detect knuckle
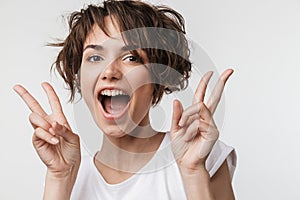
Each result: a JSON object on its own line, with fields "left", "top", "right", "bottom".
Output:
{"left": 28, "top": 113, "right": 37, "bottom": 123}
{"left": 61, "top": 125, "right": 68, "bottom": 132}
{"left": 29, "top": 112, "right": 35, "bottom": 120}
{"left": 199, "top": 101, "right": 205, "bottom": 109}
{"left": 31, "top": 135, "right": 37, "bottom": 145}
{"left": 74, "top": 134, "right": 80, "bottom": 142}
{"left": 34, "top": 127, "right": 42, "bottom": 135}
{"left": 33, "top": 130, "right": 42, "bottom": 141}
{"left": 197, "top": 102, "right": 203, "bottom": 112}
{"left": 44, "top": 116, "right": 52, "bottom": 123}
{"left": 31, "top": 101, "right": 40, "bottom": 109}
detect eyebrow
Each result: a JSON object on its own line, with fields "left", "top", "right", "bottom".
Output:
{"left": 83, "top": 44, "right": 140, "bottom": 52}
{"left": 83, "top": 44, "right": 103, "bottom": 52}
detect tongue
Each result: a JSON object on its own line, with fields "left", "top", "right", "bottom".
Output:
{"left": 103, "top": 96, "right": 129, "bottom": 115}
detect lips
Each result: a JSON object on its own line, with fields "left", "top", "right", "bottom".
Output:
{"left": 97, "top": 88, "right": 131, "bottom": 120}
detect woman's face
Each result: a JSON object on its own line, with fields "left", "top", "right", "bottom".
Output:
{"left": 80, "top": 17, "right": 154, "bottom": 137}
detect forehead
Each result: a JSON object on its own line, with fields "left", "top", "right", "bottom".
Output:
{"left": 84, "top": 16, "right": 123, "bottom": 48}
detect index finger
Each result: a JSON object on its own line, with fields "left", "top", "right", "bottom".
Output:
{"left": 13, "top": 84, "right": 47, "bottom": 117}
{"left": 207, "top": 69, "right": 234, "bottom": 115}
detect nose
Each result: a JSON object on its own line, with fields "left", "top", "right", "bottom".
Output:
{"left": 100, "top": 59, "right": 122, "bottom": 81}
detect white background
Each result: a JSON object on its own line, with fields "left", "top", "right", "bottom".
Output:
{"left": 1, "top": 0, "right": 300, "bottom": 199}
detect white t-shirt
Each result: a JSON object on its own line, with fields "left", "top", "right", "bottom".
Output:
{"left": 71, "top": 133, "right": 236, "bottom": 200}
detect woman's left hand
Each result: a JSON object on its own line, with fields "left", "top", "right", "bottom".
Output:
{"left": 170, "top": 69, "right": 234, "bottom": 171}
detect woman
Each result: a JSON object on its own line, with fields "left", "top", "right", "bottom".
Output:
{"left": 14, "top": 1, "right": 236, "bottom": 199}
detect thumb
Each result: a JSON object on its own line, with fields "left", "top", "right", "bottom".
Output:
{"left": 170, "top": 99, "right": 183, "bottom": 138}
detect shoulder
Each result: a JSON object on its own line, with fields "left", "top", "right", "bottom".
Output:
{"left": 206, "top": 140, "right": 237, "bottom": 179}
{"left": 78, "top": 153, "right": 95, "bottom": 171}
{"left": 73, "top": 153, "right": 96, "bottom": 185}
{"left": 74, "top": 154, "right": 97, "bottom": 185}
{"left": 71, "top": 154, "right": 99, "bottom": 199}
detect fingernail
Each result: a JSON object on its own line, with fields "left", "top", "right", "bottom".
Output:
{"left": 178, "top": 120, "right": 183, "bottom": 127}
{"left": 51, "top": 137, "right": 59, "bottom": 144}
{"left": 13, "top": 85, "right": 21, "bottom": 93}
{"left": 206, "top": 71, "right": 213, "bottom": 77}
{"left": 49, "top": 128, "right": 55, "bottom": 135}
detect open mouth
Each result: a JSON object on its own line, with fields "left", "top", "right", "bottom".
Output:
{"left": 98, "top": 89, "right": 131, "bottom": 118}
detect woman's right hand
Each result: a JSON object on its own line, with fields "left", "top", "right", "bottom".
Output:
{"left": 14, "top": 82, "right": 81, "bottom": 178}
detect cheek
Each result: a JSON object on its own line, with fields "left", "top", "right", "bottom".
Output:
{"left": 124, "top": 65, "right": 153, "bottom": 92}
{"left": 122, "top": 67, "right": 154, "bottom": 124}
{"left": 128, "top": 88, "right": 153, "bottom": 127}
{"left": 80, "top": 67, "right": 99, "bottom": 108}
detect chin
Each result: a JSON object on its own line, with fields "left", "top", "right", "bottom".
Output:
{"left": 95, "top": 112, "right": 139, "bottom": 138}
{"left": 101, "top": 128, "right": 128, "bottom": 138}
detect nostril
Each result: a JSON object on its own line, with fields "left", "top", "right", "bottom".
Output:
{"left": 99, "top": 62, "right": 122, "bottom": 81}
{"left": 101, "top": 75, "right": 121, "bottom": 81}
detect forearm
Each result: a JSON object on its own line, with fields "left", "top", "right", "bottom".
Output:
{"left": 180, "top": 165, "right": 215, "bottom": 200}
{"left": 43, "top": 169, "right": 78, "bottom": 200}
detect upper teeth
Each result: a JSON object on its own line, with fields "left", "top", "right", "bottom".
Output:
{"left": 100, "top": 89, "right": 128, "bottom": 96}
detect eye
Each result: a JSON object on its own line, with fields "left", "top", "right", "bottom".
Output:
{"left": 87, "top": 55, "right": 103, "bottom": 62}
{"left": 123, "top": 54, "right": 142, "bottom": 63}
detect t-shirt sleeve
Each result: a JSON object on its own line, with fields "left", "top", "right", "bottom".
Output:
{"left": 205, "top": 140, "right": 237, "bottom": 180}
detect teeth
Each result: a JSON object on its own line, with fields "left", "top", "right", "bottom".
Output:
{"left": 100, "top": 89, "right": 128, "bottom": 96}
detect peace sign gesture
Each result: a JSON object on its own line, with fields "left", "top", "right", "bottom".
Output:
{"left": 170, "top": 69, "right": 234, "bottom": 171}
{"left": 13, "top": 82, "right": 81, "bottom": 177}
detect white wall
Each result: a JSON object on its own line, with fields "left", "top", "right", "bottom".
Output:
{"left": 1, "top": 0, "right": 300, "bottom": 199}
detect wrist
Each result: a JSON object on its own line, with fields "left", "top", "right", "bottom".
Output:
{"left": 46, "top": 165, "right": 79, "bottom": 180}
{"left": 178, "top": 160, "right": 207, "bottom": 174}
{"left": 179, "top": 164, "right": 209, "bottom": 181}
{"left": 43, "top": 166, "right": 79, "bottom": 200}
{"left": 179, "top": 166, "right": 214, "bottom": 200}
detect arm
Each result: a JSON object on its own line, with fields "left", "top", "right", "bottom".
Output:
{"left": 44, "top": 170, "right": 78, "bottom": 200}
{"left": 170, "top": 69, "right": 235, "bottom": 200}
{"left": 14, "top": 83, "right": 81, "bottom": 199}
{"left": 180, "top": 161, "right": 234, "bottom": 200}
{"left": 180, "top": 165, "right": 215, "bottom": 200}
{"left": 211, "top": 161, "right": 235, "bottom": 200}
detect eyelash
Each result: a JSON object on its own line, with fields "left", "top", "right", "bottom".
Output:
{"left": 85, "top": 54, "right": 143, "bottom": 63}
{"left": 87, "top": 55, "right": 103, "bottom": 62}
{"left": 123, "top": 55, "right": 138, "bottom": 62}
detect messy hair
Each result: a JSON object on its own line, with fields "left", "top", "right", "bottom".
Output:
{"left": 51, "top": 0, "right": 192, "bottom": 105}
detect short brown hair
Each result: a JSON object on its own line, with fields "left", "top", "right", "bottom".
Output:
{"left": 51, "top": 0, "right": 192, "bottom": 105}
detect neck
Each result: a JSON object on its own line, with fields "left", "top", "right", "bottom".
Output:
{"left": 95, "top": 125, "right": 165, "bottom": 173}
{"left": 107, "top": 124, "right": 159, "bottom": 150}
